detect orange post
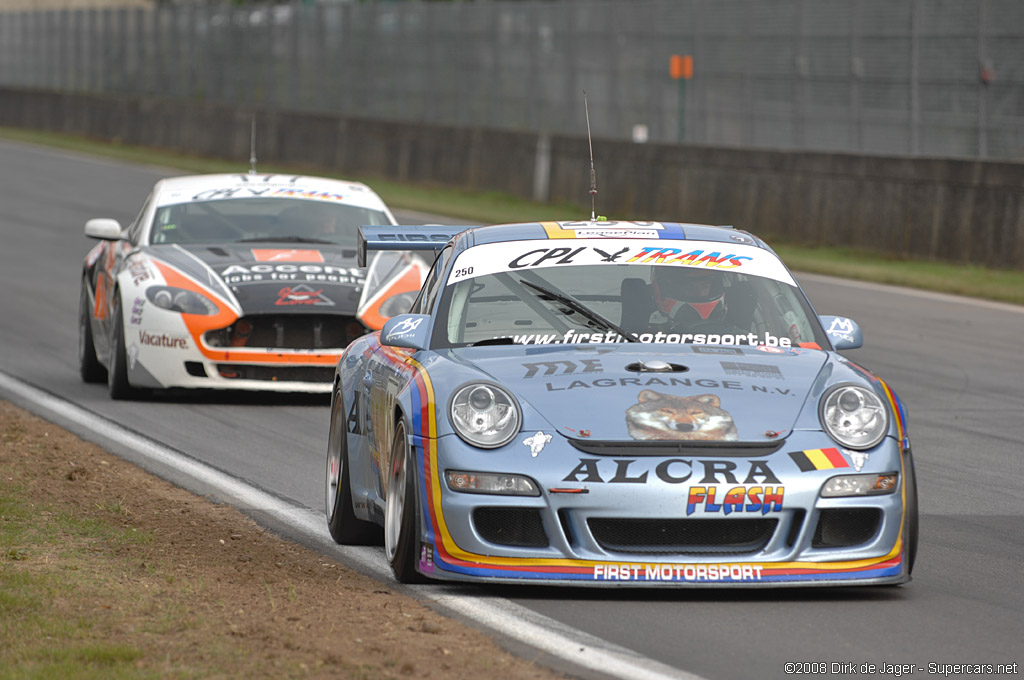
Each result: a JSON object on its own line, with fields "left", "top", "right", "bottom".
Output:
{"left": 670, "top": 55, "right": 694, "bottom": 142}
{"left": 670, "top": 54, "right": 693, "bottom": 80}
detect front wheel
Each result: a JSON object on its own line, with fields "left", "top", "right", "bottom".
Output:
{"left": 384, "top": 419, "right": 425, "bottom": 583}
{"left": 78, "top": 282, "right": 107, "bottom": 383}
{"left": 326, "top": 389, "right": 380, "bottom": 545}
{"left": 107, "top": 296, "right": 140, "bottom": 400}
{"left": 903, "top": 451, "right": 919, "bottom": 576}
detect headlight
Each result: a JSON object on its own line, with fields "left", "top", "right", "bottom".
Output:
{"left": 449, "top": 383, "right": 521, "bottom": 448}
{"left": 821, "top": 473, "right": 899, "bottom": 497}
{"left": 379, "top": 291, "right": 417, "bottom": 318}
{"left": 146, "top": 286, "right": 218, "bottom": 315}
{"left": 819, "top": 384, "right": 889, "bottom": 450}
{"left": 445, "top": 470, "right": 539, "bottom": 496}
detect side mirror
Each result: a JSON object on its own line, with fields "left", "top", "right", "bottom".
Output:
{"left": 819, "top": 315, "right": 863, "bottom": 350}
{"left": 85, "top": 218, "right": 123, "bottom": 241}
{"left": 380, "top": 314, "right": 431, "bottom": 351}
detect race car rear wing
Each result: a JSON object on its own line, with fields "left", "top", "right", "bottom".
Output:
{"left": 357, "top": 225, "right": 471, "bottom": 267}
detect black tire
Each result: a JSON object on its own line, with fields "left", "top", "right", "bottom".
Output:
{"left": 78, "top": 282, "right": 107, "bottom": 383}
{"left": 107, "top": 296, "right": 139, "bottom": 400}
{"left": 384, "top": 419, "right": 425, "bottom": 584}
{"left": 326, "top": 389, "right": 381, "bottom": 545}
{"left": 903, "top": 451, "right": 919, "bottom": 576}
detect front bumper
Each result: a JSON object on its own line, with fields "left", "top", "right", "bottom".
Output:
{"left": 124, "top": 313, "right": 354, "bottom": 393}
{"left": 126, "top": 336, "right": 341, "bottom": 393}
{"left": 410, "top": 432, "right": 910, "bottom": 587}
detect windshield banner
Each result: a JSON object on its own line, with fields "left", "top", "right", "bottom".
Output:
{"left": 446, "top": 239, "right": 796, "bottom": 287}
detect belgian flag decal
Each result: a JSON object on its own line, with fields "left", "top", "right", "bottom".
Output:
{"left": 789, "top": 447, "right": 850, "bottom": 472}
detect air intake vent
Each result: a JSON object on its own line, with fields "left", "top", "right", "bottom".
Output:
{"left": 473, "top": 508, "right": 548, "bottom": 547}
{"left": 589, "top": 517, "right": 777, "bottom": 555}
{"left": 812, "top": 508, "right": 881, "bottom": 548}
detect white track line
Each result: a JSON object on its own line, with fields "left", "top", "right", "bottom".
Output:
{"left": 0, "top": 371, "right": 700, "bottom": 680}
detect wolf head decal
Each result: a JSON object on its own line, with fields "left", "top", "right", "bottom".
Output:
{"left": 625, "top": 390, "right": 738, "bottom": 441}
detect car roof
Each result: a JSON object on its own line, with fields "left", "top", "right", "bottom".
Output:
{"left": 151, "top": 173, "right": 391, "bottom": 211}
{"left": 357, "top": 220, "right": 779, "bottom": 268}
{"left": 455, "top": 221, "right": 772, "bottom": 250}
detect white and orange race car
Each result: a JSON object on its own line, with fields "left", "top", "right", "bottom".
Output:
{"left": 78, "top": 172, "right": 422, "bottom": 398}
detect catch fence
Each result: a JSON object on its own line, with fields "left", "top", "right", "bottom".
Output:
{"left": 1, "top": 0, "right": 1021, "bottom": 160}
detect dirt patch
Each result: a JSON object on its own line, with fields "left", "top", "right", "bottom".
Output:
{"left": 0, "top": 400, "right": 570, "bottom": 679}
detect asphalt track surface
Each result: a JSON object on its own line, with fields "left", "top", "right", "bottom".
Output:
{"left": 2, "top": 139, "right": 1022, "bottom": 680}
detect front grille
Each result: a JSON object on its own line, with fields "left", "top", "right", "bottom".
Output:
{"left": 205, "top": 314, "right": 366, "bottom": 350}
{"left": 473, "top": 508, "right": 549, "bottom": 547}
{"left": 215, "top": 364, "right": 334, "bottom": 383}
{"left": 812, "top": 508, "right": 882, "bottom": 548}
{"left": 589, "top": 517, "right": 778, "bottom": 555}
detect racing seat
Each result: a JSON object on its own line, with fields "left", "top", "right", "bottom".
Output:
{"left": 722, "top": 280, "right": 757, "bottom": 332}
{"left": 619, "top": 278, "right": 654, "bottom": 330}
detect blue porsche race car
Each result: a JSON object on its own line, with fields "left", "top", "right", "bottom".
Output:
{"left": 324, "top": 220, "right": 917, "bottom": 587}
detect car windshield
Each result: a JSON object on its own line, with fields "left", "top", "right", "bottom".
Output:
{"left": 147, "top": 198, "right": 392, "bottom": 248}
{"left": 433, "top": 238, "right": 828, "bottom": 349}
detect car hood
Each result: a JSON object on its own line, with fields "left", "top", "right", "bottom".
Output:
{"left": 442, "top": 345, "right": 831, "bottom": 443}
{"left": 147, "top": 243, "right": 365, "bottom": 315}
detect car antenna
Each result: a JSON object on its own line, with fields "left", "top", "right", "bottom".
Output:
{"left": 584, "top": 90, "right": 598, "bottom": 222}
{"left": 249, "top": 115, "right": 258, "bottom": 175}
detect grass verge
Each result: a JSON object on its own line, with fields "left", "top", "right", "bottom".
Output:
{"left": 3, "top": 126, "right": 1023, "bottom": 307}
{"left": 0, "top": 401, "right": 564, "bottom": 680}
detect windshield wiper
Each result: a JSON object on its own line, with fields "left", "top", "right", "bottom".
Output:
{"left": 235, "top": 236, "right": 335, "bottom": 244}
{"left": 519, "top": 279, "right": 638, "bottom": 343}
{"left": 469, "top": 337, "right": 518, "bottom": 346}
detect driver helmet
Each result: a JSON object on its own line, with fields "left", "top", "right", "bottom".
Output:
{"left": 651, "top": 266, "right": 727, "bottom": 324}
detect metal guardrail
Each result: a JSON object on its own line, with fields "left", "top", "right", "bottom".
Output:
{"left": 1, "top": 0, "right": 1022, "bottom": 161}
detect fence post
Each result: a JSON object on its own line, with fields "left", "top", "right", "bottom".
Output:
{"left": 533, "top": 133, "right": 551, "bottom": 203}
{"left": 850, "top": 0, "right": 863, "bottom": 151}
{"left": 909, "top": 0, "right": 921, "bottom": 155}
{"left": 977, "top": 0, "right": 990, "bottom": 158}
